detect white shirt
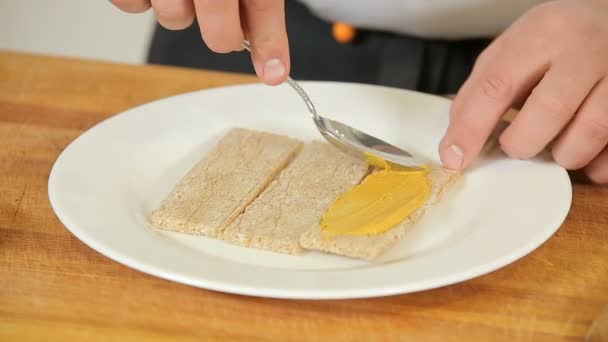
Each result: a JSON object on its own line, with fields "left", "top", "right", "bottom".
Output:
{"left": 297, "top": 0, "right": 548, "bottom": 39}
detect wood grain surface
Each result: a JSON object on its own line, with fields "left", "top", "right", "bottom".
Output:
{"left": 1, "top": 51, "right": 607, "bottom": 341}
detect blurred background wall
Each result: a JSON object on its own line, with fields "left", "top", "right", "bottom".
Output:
{"left": 0, "top": 1, "right": 155, "bottom": 64}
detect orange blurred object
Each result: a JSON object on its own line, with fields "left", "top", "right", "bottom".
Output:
{"left": 332, "top": 22, "right": 357, "bottom": 43}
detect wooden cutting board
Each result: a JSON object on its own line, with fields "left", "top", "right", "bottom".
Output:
{"left": 1, "top": 51, "right": 607, "bottom": 341}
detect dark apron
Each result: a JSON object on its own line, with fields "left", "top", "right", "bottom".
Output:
{"left": 147, "top": 0, "right": 492, "bottom": 95}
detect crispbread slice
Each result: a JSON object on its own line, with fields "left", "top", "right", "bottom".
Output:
{"left": 222, "top": 141, "right": 369, "bottom": 254}
{"left": 300, "top": 167, "right": 459, "bottom": 260}
{"left": 150, "top": 128, "right": 301, "bottom": 237}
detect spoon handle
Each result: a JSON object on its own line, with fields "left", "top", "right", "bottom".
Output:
{"left": 285, "top": 78, "right": 318, "bottom": 120}
{"left": 242, "top": 40, "right": 318, "bottom": 120}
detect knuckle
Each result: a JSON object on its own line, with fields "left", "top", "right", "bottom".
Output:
{"left": 481, "top": 74, "right": 512, "bottom": 100}
{"left": 529, "top": 2, "right": 600, "bottom": 49}
{"left": 242, "top": 0, "right": 280, "bottom": 12}
{"left": 452, "top": 117, "right": 487, "bottom": 144}
{"left": 532, "top": 95, "right": 577, "bottom": 121}
{"left": 542, "top": 9, "right": 568, "bottom": 29}
{"left": 476, "top": 49, "right": 490, "bottom": 64}
{"left": 527, "top": 2, "right": 568, "bottom": 30}
{"left": 197, "top": 0, "right": 230, "bottom": 11}
{"left": 577, "top": 114, "right": 608, "bottom": 144}
{"left": 472, "top": 47, "right": 495, "bottom": 71}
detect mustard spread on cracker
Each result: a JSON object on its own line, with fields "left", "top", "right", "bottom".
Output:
{"left": 320, "top": 154, "right": 431, "bottom": 236}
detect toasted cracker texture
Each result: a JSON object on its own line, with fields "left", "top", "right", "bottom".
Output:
{"left": 150, "top": 128, "right": 301, "bottom": 237}
{"left": 222, "top": 141, "right": 369, "bottom": 254}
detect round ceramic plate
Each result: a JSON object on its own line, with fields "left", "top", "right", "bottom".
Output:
{"left": 48, "top": 82, "right": 572, "bottom": 299}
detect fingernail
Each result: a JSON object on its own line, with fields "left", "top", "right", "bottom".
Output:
{"left": 442, "top": 144, "right": 464, "bottom": 169}
{"left": 263, "top": 58, "right": 286, "bottom": 84}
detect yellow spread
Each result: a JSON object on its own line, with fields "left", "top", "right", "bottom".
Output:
{"left": 320, "top": 153, "right": 432, "bottom": 236}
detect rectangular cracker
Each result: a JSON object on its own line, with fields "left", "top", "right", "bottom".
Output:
{"left": 222, "top": 141, "right": 369, "bottom": 254}
{"left": 150, "top": 128, "right": 302, "bottom": 237}
{"left": 299, "top": 168, "right": 459, "bottom": 260}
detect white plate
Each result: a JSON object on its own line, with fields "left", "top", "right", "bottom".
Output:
{"left": 48, "top": 82, "right": 572, "bottom": 299}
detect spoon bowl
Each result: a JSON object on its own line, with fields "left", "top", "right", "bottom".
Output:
{"left": 242, "top": 40, "right": 426, "bottom": 170}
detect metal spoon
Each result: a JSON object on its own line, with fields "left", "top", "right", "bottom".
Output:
{"left": 242, "top": 40, "right": 426, "bottom": 170}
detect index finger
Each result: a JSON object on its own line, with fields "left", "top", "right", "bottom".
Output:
{"left": 439, "top": 39, "right": 548, "bottom": 169}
